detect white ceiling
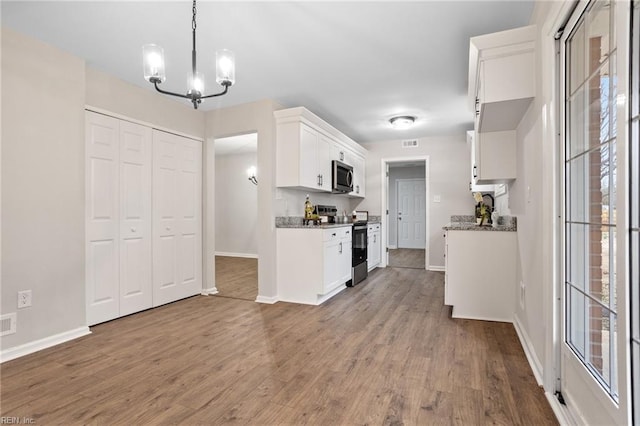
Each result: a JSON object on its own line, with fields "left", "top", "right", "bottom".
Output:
{"left": 1, "top": 1, "right": 534, "bottom": 143}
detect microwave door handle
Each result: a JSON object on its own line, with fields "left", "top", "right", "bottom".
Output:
{"left": 347, "top": 170, "right": 353, "bottom": 187}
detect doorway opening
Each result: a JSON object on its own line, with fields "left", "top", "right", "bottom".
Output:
{"left": 213, "top": 133, "right": 258, "bottom": 301}
{"left": 382, "top": 158, "right": 429, "bottom": 270}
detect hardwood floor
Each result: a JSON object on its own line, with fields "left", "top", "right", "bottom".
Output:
{"left": 0, "top": 267, "right": 557, "bottom": 425}
{"left": 388, "top": 248, "right": 426, "bottom": 269}
{"left": 215, "top": 255, "right": 258, "bottom": 301}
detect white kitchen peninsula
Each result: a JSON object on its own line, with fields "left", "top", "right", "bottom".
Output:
{"left": 444, "top": 218, "right": 517, "bottom": 322}
{"left": 276, "top": 223, "right": 353, "bottom": 305}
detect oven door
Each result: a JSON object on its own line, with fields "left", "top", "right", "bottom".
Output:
{"left": 352, "top": 224, "right": 368, "bottom": 266}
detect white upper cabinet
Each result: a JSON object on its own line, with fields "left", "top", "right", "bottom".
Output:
{"left": 473, "top": 130, "right": 517, "bottom": 184}
{"left": 275, "top": 107, "right": 367, "bottom": 196}
{"left": 467, "top": 131, "right": 499, "bottom": 189}
{"left": 343, "top": 148, "right": 366, "bottom": 198}
{"left": 468, "top": 25, "right": 536, "bottom": 132}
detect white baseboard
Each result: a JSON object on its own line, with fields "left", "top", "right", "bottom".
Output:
{"left": 215, "top": 252, "right": 258, "bottom": 259}
{"left": 255, "top": 295, "right": 278, "bottom": 304}
{"left": 1, "top": 326, "right": 91, "bottom": 363}
{"left": 513, "top": 314, "right": 544, "bottom": 386}
{"left": 201, "top": 287, "right": 219, "bottom": 295}
{"left": 429, "top": 265, "right": 445, "bottom": 272}
{"left": 388, "top": 245, "right": 397, "bottom": 250}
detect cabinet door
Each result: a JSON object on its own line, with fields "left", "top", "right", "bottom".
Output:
{"left": 299, "top": 124, "right": 320, "bottom": 189}
{"left": 86, "top": 112, "right": 120, "bottom": 325}
{"left": 153, "top": 130, "right": 202, "bottom": 306}
{"left": 119, "top": 121, "right": 153, "bottom": 316}
{"left": 340, "top": 237, "right": 352, "bottom": 283}
{"left": 317, "top": 133, "right": 333, "bottom": 192}
{"left": 476, "top": 130, "right": 516, "bottom": 183}
{"left": 351, "top": 153, "right": 365, "bottom": 197}
{"left": 322, "top": 239, "right": 342, "bottom": 294}
{"left": 467, "top": 131, "right": 495, "bottom": 191}
{"left": 370, "top": 231, "right": 381, "bottom": 267}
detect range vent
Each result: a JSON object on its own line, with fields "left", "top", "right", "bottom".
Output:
{"left": 0, "top": 313, "right": 16, "bottom": 336}
{"left": 401, "top": 140, "right": 418, "bottom": 148}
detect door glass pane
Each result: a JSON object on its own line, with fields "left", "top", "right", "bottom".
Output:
{"left": 568, "top": 286, "right": 587, "bottom": 357}
{"left": 587, "top": 1, "right": 611, "bottom": 75}
{"left": 565, "top": 0, "right": 617, "bottom": 399}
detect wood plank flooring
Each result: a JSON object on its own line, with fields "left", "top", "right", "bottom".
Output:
{"left": 215, "top": 255, "right": 258, "bottom": 301}
{"left": 0, "top": 267, "right": 557, "bottom": 425}
{"left": 388, "top": 248, "right": 426, "bottom": 269}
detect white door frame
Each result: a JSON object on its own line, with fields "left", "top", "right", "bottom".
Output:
{"left": 380, "top": 156, "right": 429, "bottom": 269}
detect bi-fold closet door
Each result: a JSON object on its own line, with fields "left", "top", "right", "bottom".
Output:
{"left": 85, "top": 111, "right": 202, "bottom": 326}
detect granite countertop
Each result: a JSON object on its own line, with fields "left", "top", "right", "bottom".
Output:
{"left": 442, "top": 215, "right": 517, "bottom": 232}
{"left": 276, "top": 216, "right": 382, "bottom": 229}
{"left": 277, "top": 222, "right": 353, "bottom": 229}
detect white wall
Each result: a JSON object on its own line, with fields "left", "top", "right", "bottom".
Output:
{"left": 204, "top": 100, "right": 282, "bottom": 302}
{"left": 274, "top": 188, "right": 363, "bottom": 218}
{"left": 2, "top": 28, "right": 87, "bottom": 349}
{"left": 388, "top": 166, "right": 426, "bottom": 248}
{"left": 215, "top": 151, "right": 258, "bottom": 257}
{"left": 360, "top": 135, "right": 473, "bottom": 268}
{"left": 1, "top": 28, "right": 205, "bottom": 355}
{"left": 85, "top": 67, "right": 205, "bottom": 138}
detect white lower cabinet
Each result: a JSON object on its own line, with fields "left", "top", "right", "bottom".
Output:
{"left": 277, "top": 226, "right": 352, "bottom": 305}
{"left": 444, "top": 229, "right": 516, "bottom": 322}
{"left": 85, "top": 111, "right": 202, "bottom": 326}
{"left": 367, "top": 223, "right": 381, "bottom": 270}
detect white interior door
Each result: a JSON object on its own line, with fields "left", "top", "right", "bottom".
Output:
{"left": 153, "top": 130, "right": 202, "bottom": 306}
{"left": 86, "top": 111, "right": 120, "bottom": 325}
{"left": 397, "top": 179, "right": 426, "bottom": 249}
{"left": 119, "top": 121, "right": 152, "bottom": 316}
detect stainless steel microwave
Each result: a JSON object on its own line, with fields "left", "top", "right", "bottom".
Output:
{"left": 332, "top": 160, "right": 353, "bottom": 193}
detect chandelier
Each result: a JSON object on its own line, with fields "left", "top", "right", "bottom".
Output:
{"left": 142, "top": 0, "right": 235, "bottom": 109}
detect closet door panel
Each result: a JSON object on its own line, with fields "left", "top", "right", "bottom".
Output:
{"left": 177, "top": 139, "right": 202, "bottom": 296}
{"left": 86, "top": 111, "right": 120, "bottom": 325}
{"left": 153, "top": 130, "right": 201, "bottom": 306}
{"left": 119, "top": 121, "right": 152, "bottom": 316}
{"left": 153, "top": 130, "right": 180, "bottom": 306}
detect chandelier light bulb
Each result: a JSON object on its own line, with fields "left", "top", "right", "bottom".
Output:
{"left": 142, "top": 44, "right": 166, "bottom": 83}
{"left": 216, "top": 49, "right": 236, "bottom": 86}
{"left": 188, "top": 72, "right": 205, "bottom": 95}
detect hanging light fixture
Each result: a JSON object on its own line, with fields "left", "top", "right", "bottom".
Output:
{"left": 142, "top": 0, "right": 235, "bottom": 109}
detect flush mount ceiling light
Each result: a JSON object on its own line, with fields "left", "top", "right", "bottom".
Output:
{"left": 142, "top": 0, "right": 235, "bottom": 109}
{"left": 389, "top": 116, "right": 416, "bottom": 129}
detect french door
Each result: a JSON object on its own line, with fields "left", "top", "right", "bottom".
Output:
{"left": 560, "top": 1, "right": 630, "bottom": 423}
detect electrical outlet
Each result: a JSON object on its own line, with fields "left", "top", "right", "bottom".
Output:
{"left": 18, "top": 290, "right": 32, "bottom": 309}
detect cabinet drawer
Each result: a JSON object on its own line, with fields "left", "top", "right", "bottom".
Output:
{"left": 323, "top": 226, "right": 352, "bottom": 242}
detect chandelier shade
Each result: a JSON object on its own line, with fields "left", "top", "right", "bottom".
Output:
{"left": 142, "top": 0, "right": 234, "bottom": 109}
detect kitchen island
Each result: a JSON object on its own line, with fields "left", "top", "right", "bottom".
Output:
{"left": 443, "top": 216, "right": 517, "bottom": 322}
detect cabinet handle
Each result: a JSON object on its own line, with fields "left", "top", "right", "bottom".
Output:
{"left": 340, "top": 151, "right": 344, "bottom": 161}
{"left": 332, "top": 233, "right": 337, "bottom": 237}
{"left": 469, "top": 181, "right": 472, "bottom": 191}
{"left": 473, "top": 165, "right": 477, "bottom": 178}
{"left": 339, "top": 242, "right": 343, "bottom": 254}
{"left": 374, "top": 235, "right": 376, "bottom": 243}
{"left": 320, "top": 174, "right": 323, "bottom": 186}
{"left": 475, "top": 97, "right": 480, "bottom": 116}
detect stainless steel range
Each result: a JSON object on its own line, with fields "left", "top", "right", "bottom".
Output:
{"left": 348, "top": 218, "right": 368, "bottom": 287}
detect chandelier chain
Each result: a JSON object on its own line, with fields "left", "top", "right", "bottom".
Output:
{"left": 192, "top": 0, "right": 196, "bottom": 31}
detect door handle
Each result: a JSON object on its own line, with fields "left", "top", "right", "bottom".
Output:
{"left": 131, "top": 227, "right": 136, "bottom": 233}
